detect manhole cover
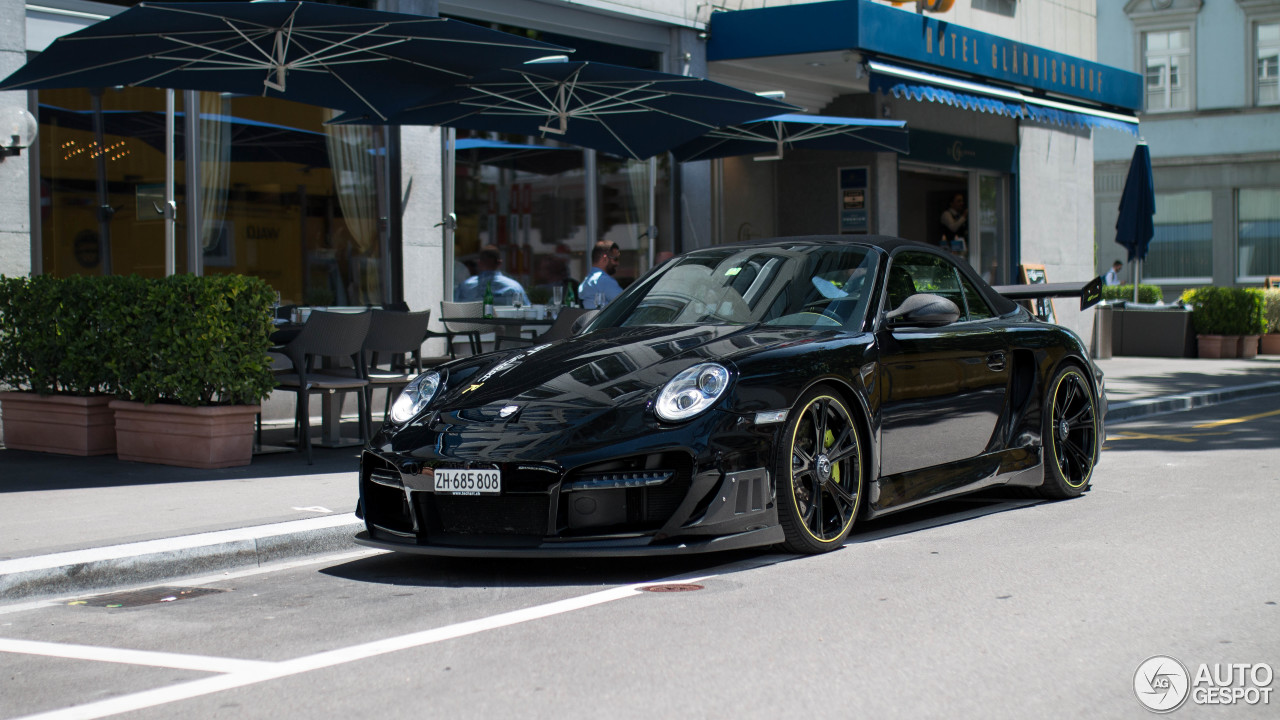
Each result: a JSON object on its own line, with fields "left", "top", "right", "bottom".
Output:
{"left": 67, "top": 586, "right": 226, "bottom": 608}
{"left": 638, "top": 583, "right": 704, "bottom": 593}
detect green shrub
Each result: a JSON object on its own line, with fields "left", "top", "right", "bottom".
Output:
{"left": 1180, "top": 286, "right": 1265, "bottom": 336}
{"left": 0, "top": 274, "right": 275, "bottom": 406}
{"left": 110, "top": 274, "right": 276, "bottom": 407}
{"left": 1100, "top": 283, "right": 1163, "bottom": 304}
{"left": 0, "top": 274, "right": 121, "bottom": 395}
{"left": 1264, "top": 289, "right": 1280, "bottom": 334}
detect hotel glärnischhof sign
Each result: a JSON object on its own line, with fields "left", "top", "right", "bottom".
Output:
{"left": 707, "top": 1, "right": 1143, "bottom": 112}
{"left": 856, "top": 1, "right": 1141, "bottom": 110}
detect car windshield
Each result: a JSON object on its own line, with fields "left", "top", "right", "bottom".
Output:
{"left": 592, "top": 244, "right": 877, "bottom": 330}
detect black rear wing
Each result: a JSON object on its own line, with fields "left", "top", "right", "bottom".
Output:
{"left": 991, "top": 276, "right": 1103, "bottom": 312}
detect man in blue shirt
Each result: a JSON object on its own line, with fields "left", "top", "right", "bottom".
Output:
{"left": 455, "top": 247, "right": 530, "bottom": 305}
{"left": 579, "top": 243, "right": 623, "bottom": 308}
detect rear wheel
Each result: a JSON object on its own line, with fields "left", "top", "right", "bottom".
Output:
{"left": 1038, "top": 364, "right": 1099, "bottom": 499}
{"left": 775, "top": 386, "right": 865, "bottom": 553}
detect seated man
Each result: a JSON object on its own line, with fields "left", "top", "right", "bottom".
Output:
{"left": 455, "top": 246, "right": 530, "bottom": 306}
{"left": 579, "top": 243, "right": 624, "bottom": 308}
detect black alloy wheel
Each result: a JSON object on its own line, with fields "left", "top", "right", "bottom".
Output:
{"left": 776, "top": 386, "right": 864, "bottom": 554}
{"left": 1038, "top": 364, "right": 1099, "bottom": 499}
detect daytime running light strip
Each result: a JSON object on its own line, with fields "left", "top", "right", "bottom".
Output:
{"left": 867, "top": 59, "right": 1138, "bottom": 126}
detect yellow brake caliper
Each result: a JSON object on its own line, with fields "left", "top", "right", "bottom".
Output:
{"left": 824, "top": 429, "right": 840, "bottom": 483}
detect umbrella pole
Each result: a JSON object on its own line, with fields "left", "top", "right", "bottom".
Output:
{"left": 1133, "top": 257, "right": 1141, "bottom": 303}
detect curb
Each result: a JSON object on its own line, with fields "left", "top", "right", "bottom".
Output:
{"left": 1106, "top": 381, "right": 1280, "bottom": 423}
{"left": 0, "top": 515, "right": 364, "bottom": 602}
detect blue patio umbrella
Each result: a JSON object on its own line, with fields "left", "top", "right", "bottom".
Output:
{"left": 455, "top": 138, "right": 583, "bottom": 175}
{"left": 329, "top": 59, "right": 797, "bottom": 160}
{"left": 671, "top": 114, "right": 910, "bottom": 162}
{"left": 0, "top": 2, "right": 570, "bottom": 121}
{"left": 1115, "top": 141, "right": 1156, "bottom": 302}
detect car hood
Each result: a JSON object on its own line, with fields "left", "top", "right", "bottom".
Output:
{"left": 432, "top": 324, "right": 812, "bottom": 412}
{"left": 376, "top": 323, "right": 838, "bottom": 460}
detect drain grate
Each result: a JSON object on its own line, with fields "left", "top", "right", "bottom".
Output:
{"left": 638, "top": 583, "right": 704, "bottom": 593}
{"left": 67, "top": 586, "right": 226, "bottom": 608}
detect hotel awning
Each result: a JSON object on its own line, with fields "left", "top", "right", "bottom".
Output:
{"left": 868, "top": 60, "right": 1140, "bottom": 137}
{"left": 707, "top": 0, "right": 1142, "bottom": 134}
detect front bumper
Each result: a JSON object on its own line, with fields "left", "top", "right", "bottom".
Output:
{"left": 356, "top": 412, "right": 785, "bottom": 557}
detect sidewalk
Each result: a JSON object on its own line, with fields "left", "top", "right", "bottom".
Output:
{"left": 2, "top": 354, "right": 1279, "bottom": 602}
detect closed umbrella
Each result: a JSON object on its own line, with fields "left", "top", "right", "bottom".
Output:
{"left": 0, "top": 2, "right": 570, "bottom": 121}
{"left": 671, "top": 114, "right": 910, "bottom": 162}
{"left": 1115, "top": 141, "right": 1156, "bottom": 303}
{"left": 329, "top": 59, "right": 797, "bottom": 160}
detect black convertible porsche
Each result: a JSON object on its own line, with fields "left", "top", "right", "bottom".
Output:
{"left": 356, "top": 236, "right": 1104, "bottom": 556}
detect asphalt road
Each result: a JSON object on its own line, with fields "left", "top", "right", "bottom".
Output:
{"left": 2, "top": 398, "right": 1277, "bottom": 720}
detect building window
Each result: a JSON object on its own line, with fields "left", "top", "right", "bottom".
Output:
{"left": 972, "top": 0, "right": 1017, "bottom": 18}
{"left": 1238, "top": 189, "right": 1280, "bottom": 280}
{"left": 1146, "top": 190, "right": 1212, "bottom": 281}
{"left": 1257, "top": 21, "right": 1280, "bottom": 106}
{"left": 1143, "top": 29, "right": 1192, "bottom": 112}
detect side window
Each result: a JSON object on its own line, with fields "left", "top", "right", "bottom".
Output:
{"left": 959, "top": 275, "right": 993, "bottom": 320}
{"left": 887, "top": 252, "right": 969, "bottom": 318}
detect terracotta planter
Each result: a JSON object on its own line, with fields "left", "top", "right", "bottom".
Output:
{"left": 0, "top": 392, "right": 116, "bottom": 455}
{"left": 1238, "top": 335, "right": 1260, "bottom": 359}
{"left": 1260, "top": 334, "right": 1280, "bottom": 355}
{"left": 109, "top": 400, "right": 260, "bottom": 469}
{"left": 1197, "top": 335, "right": 1228, "bottom": 359}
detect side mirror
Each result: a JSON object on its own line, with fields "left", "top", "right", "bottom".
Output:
{"left": 571, "top": 309, "right": 599, "bottom": 335}
{"left": 886, "top": 293, "right": 960, "bottom": 327}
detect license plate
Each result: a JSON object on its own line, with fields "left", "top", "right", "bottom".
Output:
{"left": 433, "top": 468, "right": 501, "bottom": 496}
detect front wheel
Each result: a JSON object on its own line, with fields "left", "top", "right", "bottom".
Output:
{"left": 775, "top": 386, "right": 865, "bottom": 554}
{"left": 1038, "top": 364, "right": 1100, "bottom": 499}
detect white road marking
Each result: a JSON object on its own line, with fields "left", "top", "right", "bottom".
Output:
{"left": 5, "top": 561, "right": 797, "bottom": 720}
{"left": 0, "top": 638, "right": 273, "bottom": 674}
{"left": 291, "top": 506, "right": 332, "bottom": 513}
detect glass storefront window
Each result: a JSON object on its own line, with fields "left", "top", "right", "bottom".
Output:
{"left": 598, "top": 154, "right": 671, "bottom": 288}
{"left": 1238, "top": 188, "right": 1280, "bottom": 279}
{"left": 1146, "top": 190, "right": 1212, "bottom": 280}
{"left": 35, "top": 88, "right": 389, "bottom": 306}
{"left": 451, "top": 131, "right": 587, "bottom": 305}
{"left": 38, "top": 86, "right": 184, "bottom": 278}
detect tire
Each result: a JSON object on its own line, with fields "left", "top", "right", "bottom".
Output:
{"left": 775, "top": 386, "right": 865, "bottom": 553}
{"left": 1037, "top": 364, "right": 1100, "bottom": 499}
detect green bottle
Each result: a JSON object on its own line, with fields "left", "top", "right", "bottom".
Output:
{"left": 564, "top": 282, "right": 576, "bottom": 308}
{"left": 483, "top": 281, "right": 495, "bottom": 319}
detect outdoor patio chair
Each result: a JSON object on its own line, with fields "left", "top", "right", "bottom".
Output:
{"left": 493, "top": 307, "right": 590, "bottom": 348}
{"left": 274, "top": 309, "right": 372, "bottom": 464}
{"left": 440, "top": 300, "right": 487, "bottom": 357}
{"left": 361, "top": 308, "right": 432, "bottom": 433}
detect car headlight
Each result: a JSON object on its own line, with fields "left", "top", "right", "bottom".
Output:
{"left": 655, "top": 363, "right": 731, "bottom": 422}
{"left": 390, "top": 371, "right": 441, "bottom": 424}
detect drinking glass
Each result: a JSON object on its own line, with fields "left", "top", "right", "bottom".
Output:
{"left": 552, "top": 286, "right": 564, "bottom": 307}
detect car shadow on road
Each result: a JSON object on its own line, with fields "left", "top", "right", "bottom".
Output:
{"left": 320, "top": 489, "right": 1050, "bottom": 590}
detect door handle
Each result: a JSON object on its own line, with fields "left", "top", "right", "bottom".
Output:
{"left": 986, "top": 352, "right": 1006, "bottom": 372}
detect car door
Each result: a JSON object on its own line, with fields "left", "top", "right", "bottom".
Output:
{"left": 876, "top": 250, "right": 1009, "bottom": 477}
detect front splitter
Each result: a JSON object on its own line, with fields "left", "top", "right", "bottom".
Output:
{"left": 352, "top": 525, "right": 785, "bottom": 558}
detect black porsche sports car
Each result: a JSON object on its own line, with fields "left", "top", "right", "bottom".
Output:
{"left": 357, "top": 236, "right": 1104, "bottom": 556}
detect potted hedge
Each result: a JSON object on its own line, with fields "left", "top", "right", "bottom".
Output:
{"left": 0, "top": 275, "right": 121, "bottom": 455}
{"left": 1262, "top": 289, "right": 1280, "bottom": 356}
{"left": 1100, "top": 283, "right": 1163, "bottom": 304}
{"left": 108, "top": 274, "right": 276, "bottom": 469}
{"left": 1181, "top": 287, "right": 1264, "bottom": 359}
